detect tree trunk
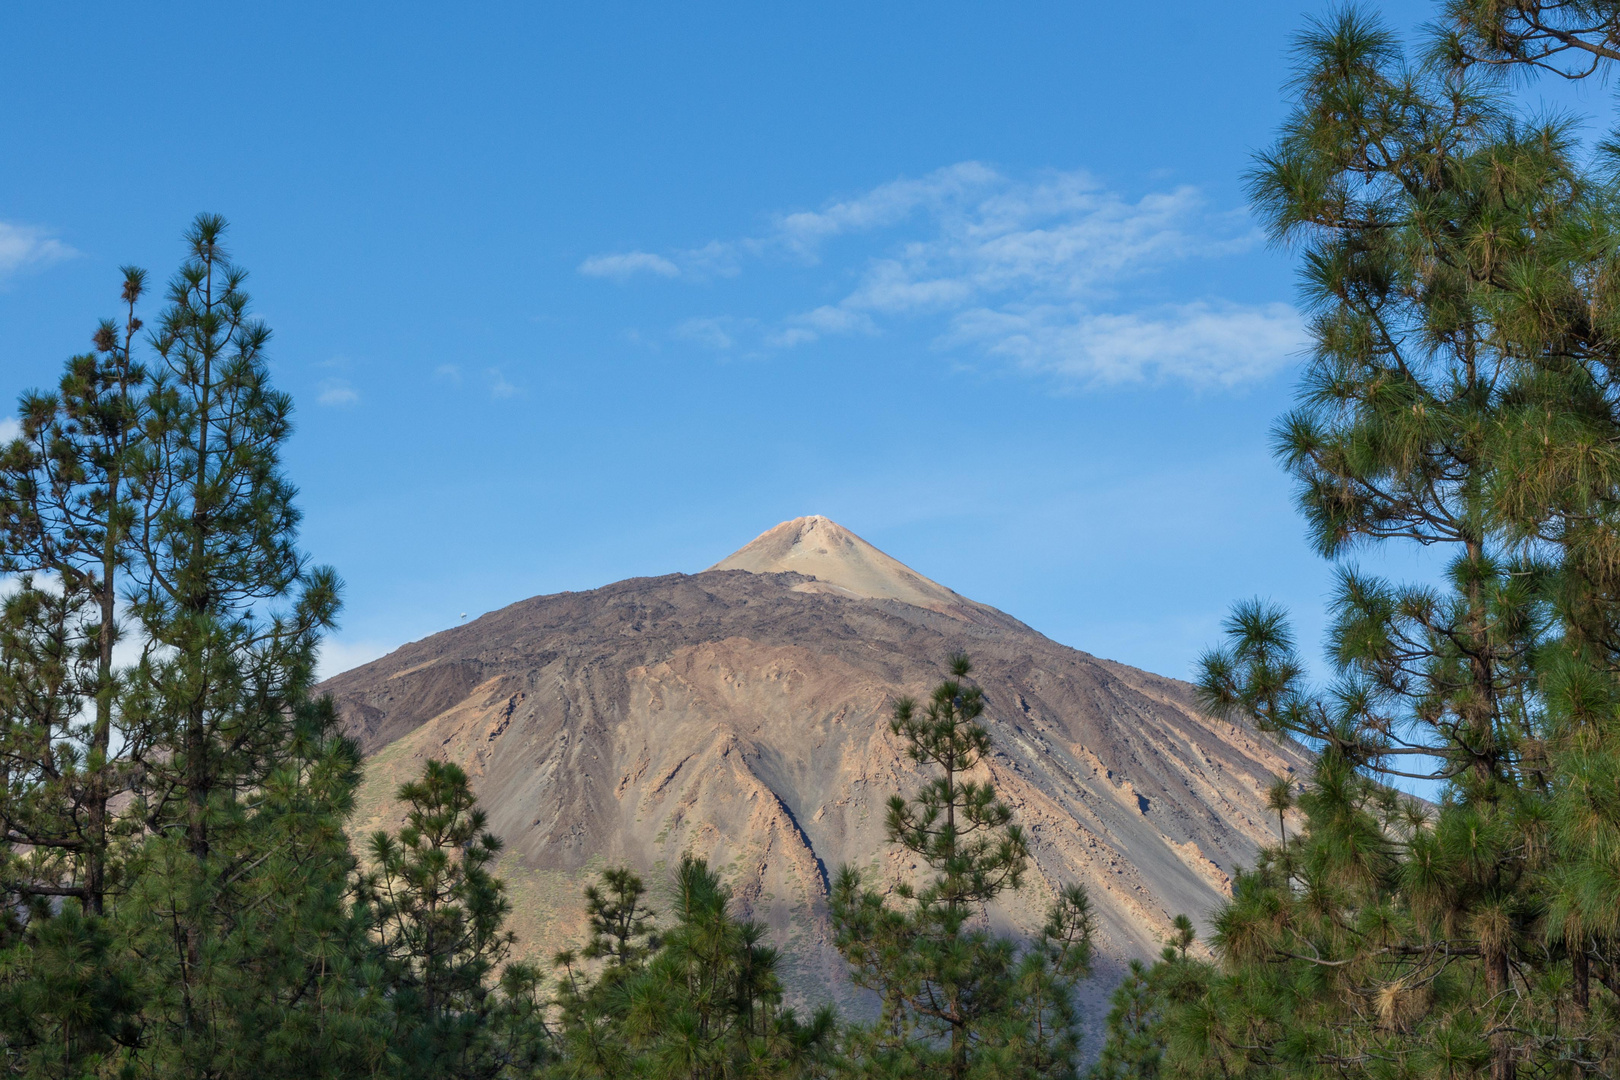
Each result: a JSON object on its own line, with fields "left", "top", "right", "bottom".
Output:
{"left": 84, "top": 529, "right": 117, "bottom": 916}
{"left": 1486, "top": 942, "right": 1515, "bottom": 1080}
{"left": 1573, "top": 940, "right": 1590, "bottom": 1014}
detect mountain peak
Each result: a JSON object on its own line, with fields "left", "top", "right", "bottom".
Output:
{"left": 325, "top": 518, "right": 1313, "bottom": 1021}
{"left": 706, "top": 516, "right": 985, "bottom": 620}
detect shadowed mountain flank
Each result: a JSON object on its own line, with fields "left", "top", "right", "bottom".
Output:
{"left": 322, "top": 518, "right": 1309, "bottom": 1017}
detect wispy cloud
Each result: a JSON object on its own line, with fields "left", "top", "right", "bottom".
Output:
{"left": 949, "top": 301, "right": 1304, "bottom": 387}
{"left": 796, "top": 306, "right": 878, "bottom": 336}
{"left": 316, "top": 379, "right": 359, "bottom": 407}
{"left": 434, "top": 364, "right": 462, "bottom": 382}
{"left": 578, "top": 163, "right": 1003, "bottom": 283}
{"left": 487, "top": 368, "right": 521, "bottom": 398}
{"left": 674, "top": 316, "right": 746, "bottom": 351}
{"left": 0, "top": 417, "right": 20, "bottom": 444}
{"left": 579, "top": 163, "right": 1297, "bottom": 386}
{"left": 0, "top": 222, "right": 75, "bottom": 278}
{"left": 772, "top": 162, "right": 1001, "bottom": 255}
{"left": 579, "top": 251, "right": 680, "bottom": 280}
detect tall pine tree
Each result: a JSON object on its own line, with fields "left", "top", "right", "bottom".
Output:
{"left": 108, "top": 214, "right": 383, "bottom": 1080}
{"left": 0, "top": 266, "right": 148, "bottom": 917}
{"left": 830, "top": 655, "right": 1095, "bottom": 1080}
{"left": 0, "top": 215, "right": 389, "bottom": 1079}
{"left": 1111, "top": 7, "right": 1620, "bottom": 1078}
{"left": 360, "top": 759, "right": 517, "bottom": 1080}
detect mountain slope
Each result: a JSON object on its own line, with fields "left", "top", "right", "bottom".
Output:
{"left": 707, "top": 515, "right": 1023, "bottom": 630}
{"left": 323, "top": 518, "right": 1308, "bottom": 1016}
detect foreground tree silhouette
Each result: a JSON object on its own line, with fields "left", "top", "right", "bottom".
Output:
{"left": 831, "top": 654, "right": 1094, "bottom": 1080}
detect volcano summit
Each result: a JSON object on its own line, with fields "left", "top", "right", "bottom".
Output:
{"left": 322, "top": 517, "right": 1307, "bottom": 1014}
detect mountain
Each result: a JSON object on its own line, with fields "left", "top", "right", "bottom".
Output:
{"left": 322, "top": 516, "right": 1309, "bottom": 1021}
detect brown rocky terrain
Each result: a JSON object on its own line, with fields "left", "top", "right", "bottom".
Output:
{"left": 322, "top": 515, "right": 1310, "bottom": 1021}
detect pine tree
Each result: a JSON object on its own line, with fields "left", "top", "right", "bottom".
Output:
{"left": 1088, "top": 918, "right": 1200, "bottom": 1080}
{"left": 0, "top": 266, "right": 147, "bottom": 918}
{"left": 119, "top": 219, "right": 380, "bottom": 1079}
{"left": 582, "top": 869, "right": 659, "bottom": 970}
{"left": 3, "top": 217, "right": 387, "bottom": 1078}
{"left": 1437, "top": 0, "right": 1620, "bottom": 1049}
{"left": 1435, "top": 0, "right": 1620, "bottom": 78}
{"left": 360, "top": 758, "right": 517, "bottom": 1080}
{"left": 551, "top": 858, "right": 833, "bottom": 1080}
{"left": 830, "top": 655, "right": 1094, "bottom": 1080}
{"left": 0, "top": 268, "right": 151, "bottom": 1077}
{"left": 1144, "top": 7, "right": 1620, "bottom": 1078}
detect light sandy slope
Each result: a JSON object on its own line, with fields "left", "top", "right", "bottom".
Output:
{"left": 324, "top": 519, "right": 1309, "bottom": 1026}
{"left": 708, "top": 516, "right": 1022, "bottom": 629}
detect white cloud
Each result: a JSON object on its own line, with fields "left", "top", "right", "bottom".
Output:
{"left": 772, "top": 161, "right": 1001, "bottom": 254}
{"left": 582, "top": 163, "right": 1291, "bottom": 386}
{"left": 681, "top": 240, "right": 745, "bottom": 278}
{"left": 795, "top": 306, "right": 878, "bottom": 336}
{"left": 949, "top": 301, "right": 1306, "bottom": 386}
{"left": 0, "top": 222, "right": 75, "bottom": 277}
{"left": 435, "top": 364, "right": 462, "bottom": 382}
{"left": 844, "top": 262, "right": 978, "bottom": 314}
{"left": 829, "top": 178, "right": 1237, "bottom": 318}
{"left": 576, "top": 163, "right": 1002, "bottom": 283}
{"left": 488, "top": 368, "right": 521, "bottom": 398}
{"left": 0, "top": 417, "right": 20, "bottom": 444}
{"left": 579, "top": 164, "right": 1247, "bottom": 294}
{"left": 316, "top": 380, "right": 359, "bottom": 407}
{"left": 765, "top": 327, "right": 818, "bottom": 348}
{"left": 579, "top": 251, "right": 680, "bottom": 280}
{"left": 674, "top": 316, "right": 741, "bottom": 350}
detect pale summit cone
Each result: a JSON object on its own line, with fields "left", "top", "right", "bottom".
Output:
{"left": 707, "top": 515, "right": 1023, "bottom": 630}
{"left": 322, "top": 516, "right": 1310, "bottom": 1035}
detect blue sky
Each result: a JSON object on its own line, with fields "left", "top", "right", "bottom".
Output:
{"left": 2, "top": 1, "right": 1598, "bottom": 688}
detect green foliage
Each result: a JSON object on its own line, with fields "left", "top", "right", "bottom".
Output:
{"left": 0, "top": 903, "right": 141, "bottom": 1080}
{"left": 1434, "top": 0, "right": 1620, "bottom": 81}
{"left": 1089, "top": 919, "right": 1202, "bottom": 1080}
{"left": 1151, "top": 5, "right": 1620, "bottom": 1080}
{"left": 0, "top": 218, "right": 386, "bottom": 1080}
{"left": 0, "top": 264, "right": 147, "bottom": 917}
{"left": 551, "top": 859, "right": 833, "bottom": 1080}
{"left": 830, "top": 655, "right": 1095, "bottom": 1080}
{"left": 582, "top": 868, "right": 660, "bottom": 970}
{"left": 360, "top": 759, "right": 517, "bottom": 1079}
{"left": 115, "top": 701, "right": 386, "bottom": 1079}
